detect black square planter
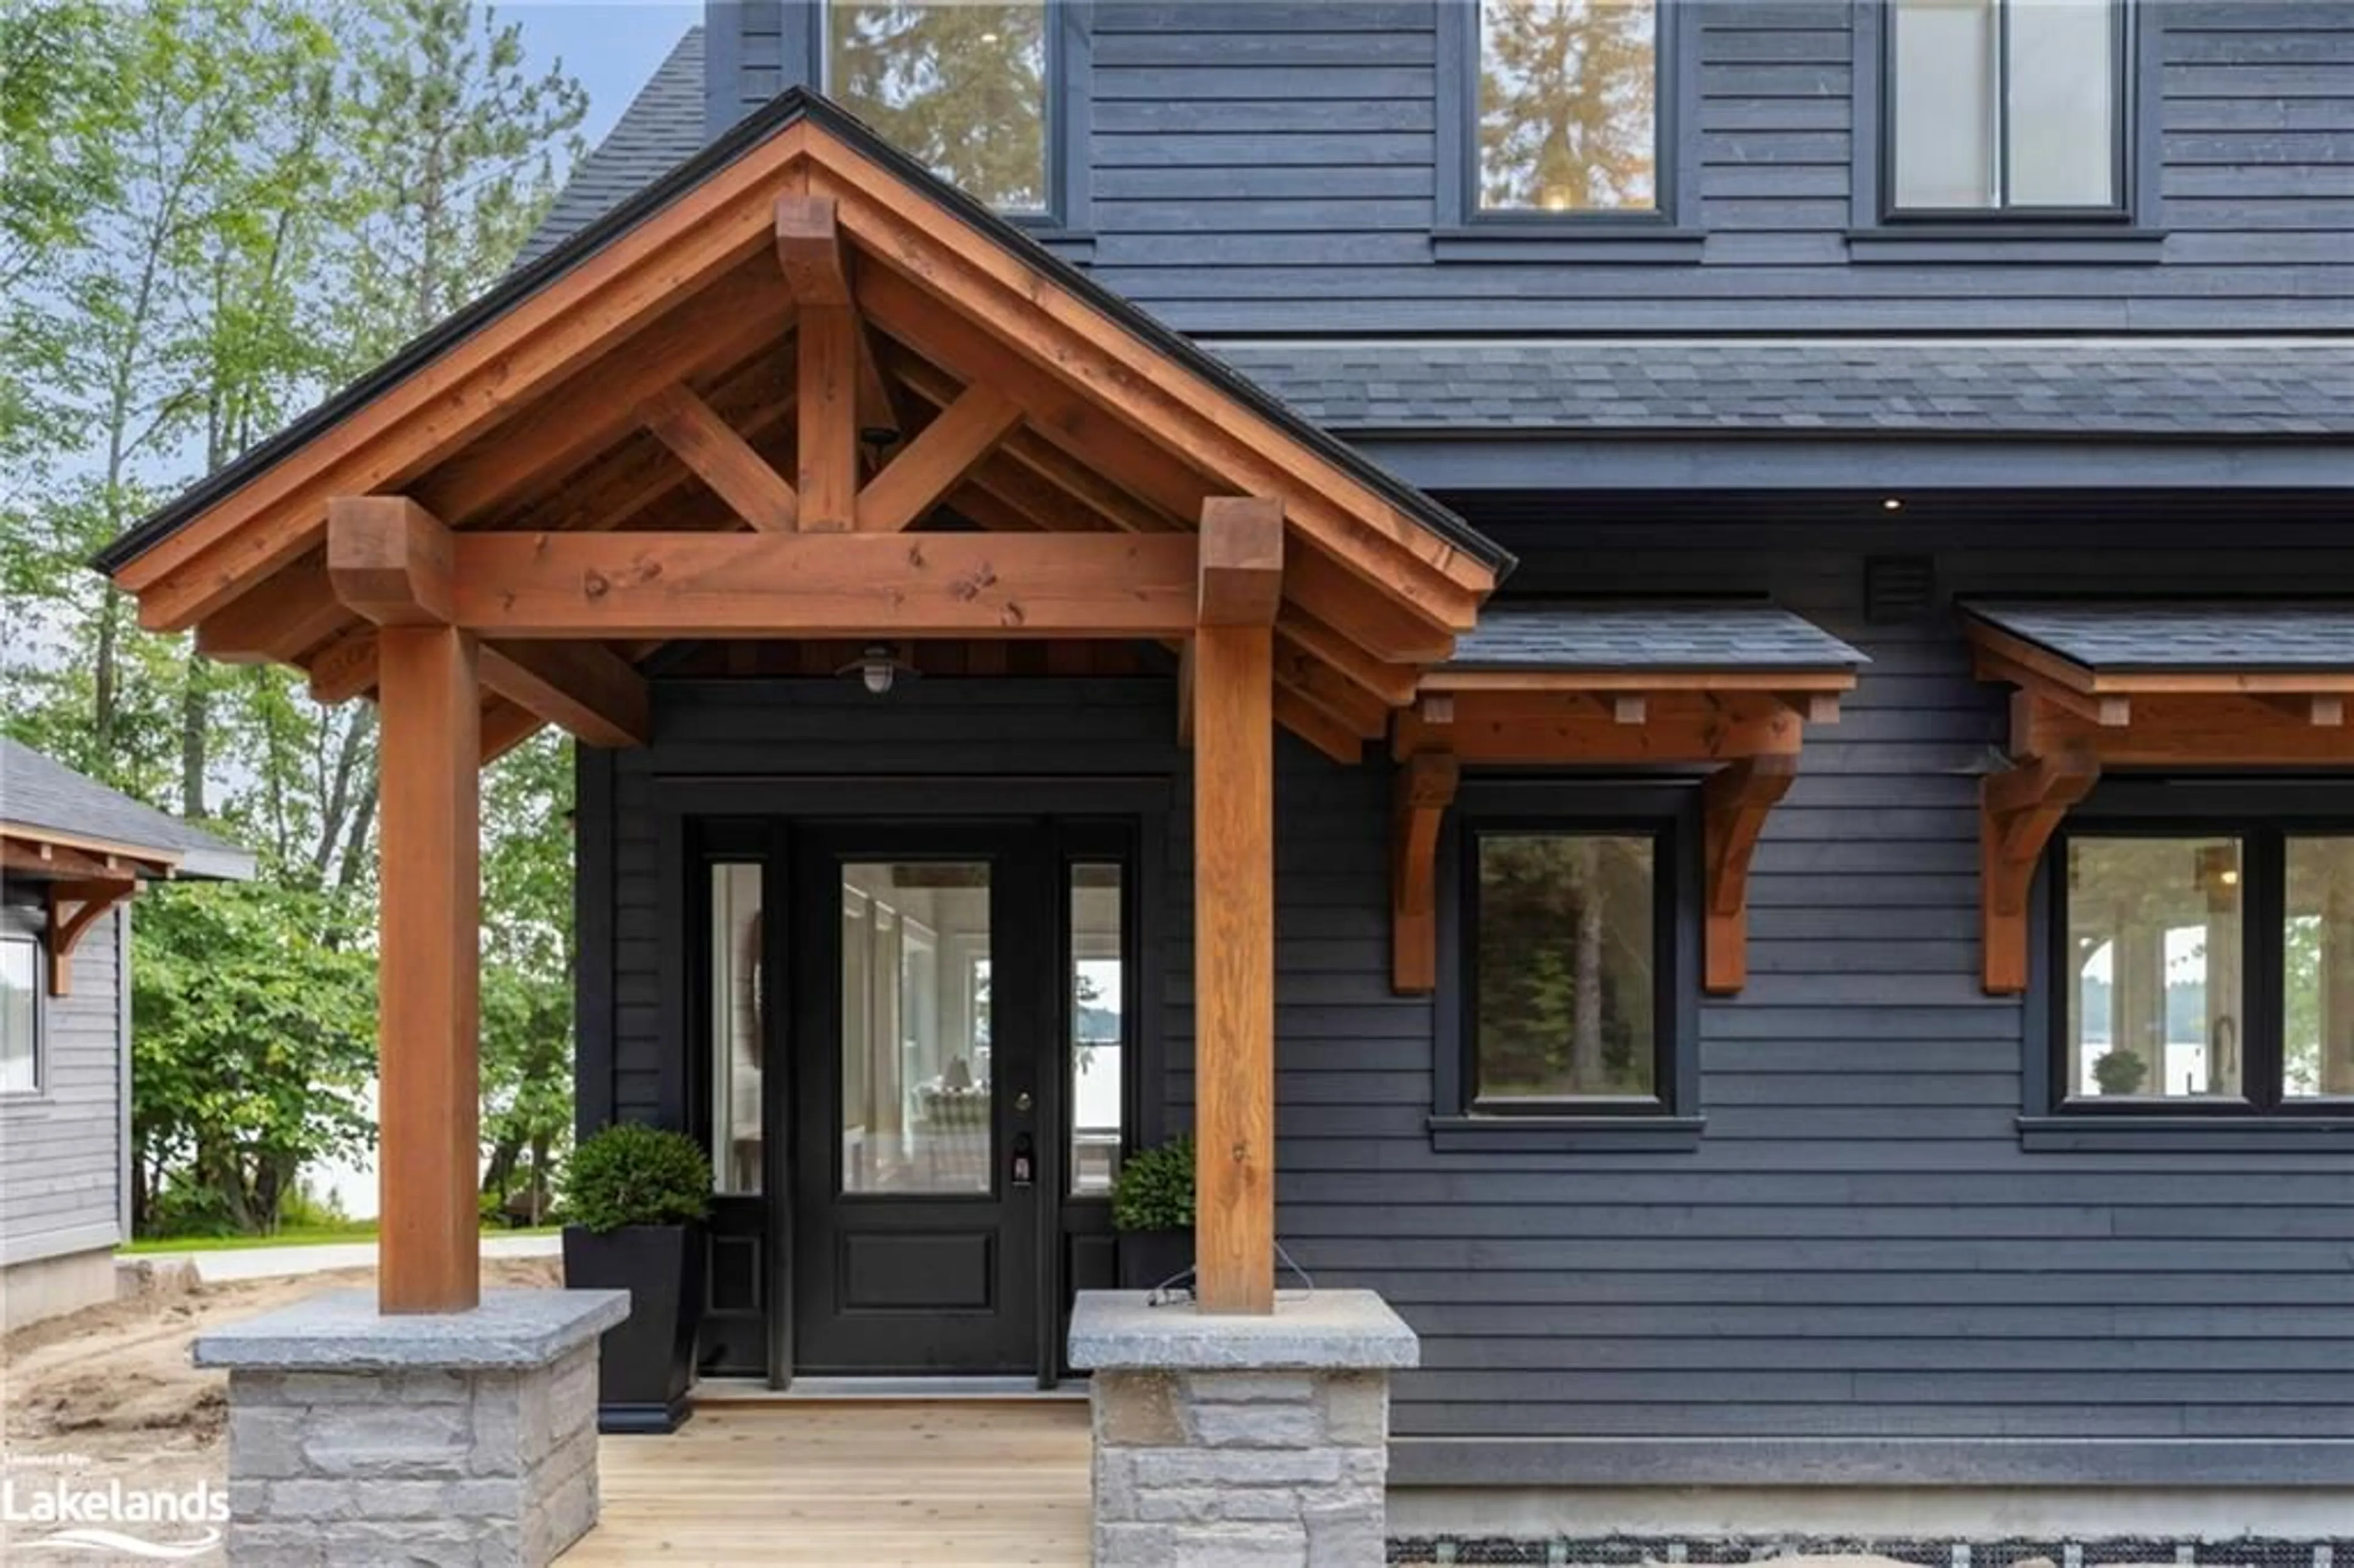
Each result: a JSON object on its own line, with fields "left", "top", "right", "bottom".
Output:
{"left": 563, "top": 1222, "right": 704, "bottom": 1434}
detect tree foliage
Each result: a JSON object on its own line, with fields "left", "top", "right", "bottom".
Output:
{"left": 3, "top": 0, "right": 588, "bottom": 1235}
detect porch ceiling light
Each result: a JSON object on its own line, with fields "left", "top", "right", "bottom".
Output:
{"left": 839, "top": 644, "right": 917, "bottom": 696}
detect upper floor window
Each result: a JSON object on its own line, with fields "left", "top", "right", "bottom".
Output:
{"left": 822, "top": 2, "right": 1051, "bottom": 214}
{"left": 1, "top": 932, "right": 40, "bottom": 1095}
{"left": 1474, "top": 0, "right": 1661, "bottom": 215}
{"left": 1887, "top": 0, "right": 2125, "bottom": 216}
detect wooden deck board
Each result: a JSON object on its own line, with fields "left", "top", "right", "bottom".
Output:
{"left": 564, "top": 1404, "right": 1092, "bottom": 1566}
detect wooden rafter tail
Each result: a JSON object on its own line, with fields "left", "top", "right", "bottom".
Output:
{"left": 1978, "top": 747, "right": 2103, "bottom": 995}
{"left": 1700, "top": 753, "right": 1800, "bottom": 995}
{"left": 1391, "top": 750, "right": 1460, "bottom": 994}
{"left": 45, "top": 877, "right": 138, "bottom": 997}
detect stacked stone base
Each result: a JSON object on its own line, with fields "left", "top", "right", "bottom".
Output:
{"left": 1070, "top": 1288, "right": 1420, "bottom": 1568}
{"left": 195, "top": 1287, "right": 628, "bottom": 1568}
{"left": 1092, "top": 1368, "right": 1390, "bottom": 1565}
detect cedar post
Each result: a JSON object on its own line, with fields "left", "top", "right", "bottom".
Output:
{"left": 375, "top": 624, "right": 483, "bottom": 1313}
{"left": 1193, "top": 498, "right": 1283, "bottom": 1315}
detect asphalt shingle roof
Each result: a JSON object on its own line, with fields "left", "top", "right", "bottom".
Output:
{"left": 1207, "top": 340, "right": 2354, "bottom": 439}
{"left": 1965, "top": 601, "right": 2354, "bottom": 672}
{"left": 0, "top": 737, "right": 254, "bottom": 880}
{"left": 516, "top": 27, "right": 707, "bottom": 271}
{"left": 1445, "top": 602, "right": 1869, "bottom": 672}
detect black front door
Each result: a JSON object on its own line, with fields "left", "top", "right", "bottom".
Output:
{"left": 788, "top": 824, "right": 1053, "bottom": 1374}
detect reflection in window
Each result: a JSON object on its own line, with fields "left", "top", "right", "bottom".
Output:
{"left": 1474, "top": 832, "right": 1658, "bottom": 1100}
{"left": 2285, "top": 837, "right": 2354, "bottom": 1098}
{"left": 709, "top": 866, "right": 764, "bottom": 1192}
{"left": 1890, "top": 0, "right": 2119, "bottom": 212}
{"left": 841, "top": 862, "right": 994, "bottom": 1195}
{"left": 1476, "top": 0, "right": 1658, "bottom": 214}
{"left": 0, "top": 935, "right": 36, "bottom": 1094}
{"left": 826, "top": 2, "right": 1049, "bottom": 212}
{"left": 1069, "top": 863, "right": 1124, "bottom": 1197}
{"left": 2065, "top": 837, "right": 2242, "bottom": 1100}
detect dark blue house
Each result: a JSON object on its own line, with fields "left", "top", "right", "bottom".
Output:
{"left": 100, "top": 0, "right": 2354, "bottom": 1558}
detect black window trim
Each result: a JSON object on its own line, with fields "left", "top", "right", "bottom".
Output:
{"left": 1848, "top": 0, "right": 2166, "bottom": 263}
{"left": 1430, "top": 777, "right": 1704, "bottom": 1152}
{"left": 1433, "top": 0, "right": 1705, "bottom": 263}
{"left": 784, "top": 0, "right": 1095, "bottom": 246}
{"left": 1, "top": 918, "right": 46, "bottom": 1099}
{"left": 2019, "top": 776, "right": 2354, "bottom": 1154}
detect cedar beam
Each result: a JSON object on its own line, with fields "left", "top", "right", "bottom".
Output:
{"left": 195, "top": 556, "right": 350, "bottom": 664}
{"left": 1391, "top": 751, "right": 1460, "bottom": 994}
{"left": 44, "top": 878, "right": 137, "bottom": 998}
{"left": 376, "top": 623, "right": 482, "bottom": 1313}
{"left": 327, "top": 497, "right": 455, "bottom": 625}
{"left": 443, "top": 531, "right": 1201, "bottom": 638}
{"left": 1198, "top": 497, "right": 1286, "bottom": 628}
{"left": 1193, "top": 613, "right": 1276, "bottom": 1314}
{"left": 796, "top": 305, "right": 859, "bottom": 531}
{"left": 1701, "top": 754, "right": 1799, "bottom": 994}
{"left": 477, "top": 643, "right": 650, "bottom": 749}
{"left": 855, "top": 384, "right": 1022, "bottom": 533}
{"left": 638, "top": 384, "right": 800, "bottom": 531}
{"left": 1979, "top": 748, "right": 2102, "bottom": 995}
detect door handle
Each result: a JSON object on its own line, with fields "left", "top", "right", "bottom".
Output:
{"left": 1013, "top": 1090, "right": 1034, "bottom": 1114}
{"left": 1011, "top": 1132, "right": 1035, "bottom": 1187}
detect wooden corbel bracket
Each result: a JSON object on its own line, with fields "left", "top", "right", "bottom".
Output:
{"left": 1390, "top": 750, "right": 1460, "bottom": 994}
{"left": 46, "top": 877, "right": 138, "bottom": 997}
{"left": 1701, "top": 753, "right": 1799, "bottom": 994}
{"left": 1979, "top": 747, "right": 2101, "bottom": 995}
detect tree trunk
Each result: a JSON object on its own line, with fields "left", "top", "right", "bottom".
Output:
{"left": 179, "top": 649, "right": 210, "bottom": 818}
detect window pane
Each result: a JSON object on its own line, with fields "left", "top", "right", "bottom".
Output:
{"left": 1474, "top": 834, "right": 1657, "bottom": 1100}
{"left": 2285, "top": 837, "right": 2354, "bottom": 1098}
{"left": 842, "top": 862, "right": 992, "bottom": 1195}
{"left": 710, "top": 866, "right": 764, "bottom": 1193}
{"left": 1892, "top": 0, "right": 1997, "bottom": 210}
{"left": 0, "top": 938, "right": 34, "bottom": 1094}
{"left": 2065, "top": 838, "right": 2243, "bottom": 1100}
{"left": 1477, "top": 0, "right": 1658, "bottom": 213}
{"left": 1069, "top": 863, "right": 1123, "bottom": 1197}
{"left": 2005, "top": 0, "right": 2117, "bottom": 207}
{"left": 826, "top": 2, "right": 1048, "bottom": 212}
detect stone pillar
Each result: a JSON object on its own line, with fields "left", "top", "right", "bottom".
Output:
{"left": 1069, "top": 1289, "right": 1419, "bottom": 1567}
{"left": 193, "top": 1288, "right": 628, "bottom": 1567}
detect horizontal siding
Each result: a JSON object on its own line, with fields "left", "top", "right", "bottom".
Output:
{"left": 1062, "top": 0, "right": 2354, "bottom": 332}
{"left": 0, "top": 905, "right": 122, "bottom": 1266}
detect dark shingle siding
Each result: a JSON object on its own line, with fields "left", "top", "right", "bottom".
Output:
{"left": 1447, "top": 601, "right": 1868, "bottom": 672}
{"left": 1207, "top": 339, "right": 2354, "bottom": 438}
{"left": 1965, "top": 600, "right": 2354, "bottom": 671}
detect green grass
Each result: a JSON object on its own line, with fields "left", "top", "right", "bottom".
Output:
{"left": 121, "top": 1224, "right": 560, "bottom": 1255}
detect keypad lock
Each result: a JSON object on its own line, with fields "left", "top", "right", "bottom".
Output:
{"left": 1011, "top": 1132, "right": 1036, "bottom": 1188}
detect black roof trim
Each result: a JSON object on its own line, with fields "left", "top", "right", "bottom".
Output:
{"left": 94, "top": 88, "right": 1509, "bottom": 582}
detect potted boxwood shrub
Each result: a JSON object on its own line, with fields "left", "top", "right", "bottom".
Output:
{"left": 561, "top": 1123, "right": 712, "bottom": 1433}
{"left": 1111, "top": 1135, "right": 1194, "bottom": 1291}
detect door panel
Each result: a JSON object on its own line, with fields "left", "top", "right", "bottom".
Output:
{"left": 791, "top": 829, "right": 1051, "bottom": 1374}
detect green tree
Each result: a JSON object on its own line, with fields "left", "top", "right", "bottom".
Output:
{"left": 479, "top": 731, "right": 577, "bottom": 1223}
{"left": 826, "top": 2, "right": 1047, "bottom": 210}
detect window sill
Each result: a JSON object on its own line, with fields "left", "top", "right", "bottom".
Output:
{"left": 2017, "top": 1114, "right": 2354, "bottom": 1154}
{"left": 1428, "top": 1114, "right": 1705, "bottom": 1154}
{"left": 1433, "top": 225, "right": 1705, "bottom": 265}
{"left": 1847, "top": 225, "right": 2166, "bottom": 265}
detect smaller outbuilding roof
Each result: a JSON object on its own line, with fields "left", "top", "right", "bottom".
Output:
{"left": 1, "top": 737, "right": 254, "bottom": 881}
{"left": 1441, "top": 601, "right": 1870, "bottom": 674}
{"left": 1962, "top": 600, "right": 2354, "bottom": 673}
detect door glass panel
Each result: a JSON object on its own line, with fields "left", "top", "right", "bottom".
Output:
{"left": 1070, "top": 863, "right": 1124, "bottom": 1197}
{"left": 710, "top": 864, "right": 764, "bottom": 1193}
{"left": 841, "top": 862, "right": 992, "bottom": 1195}
{"left": 2065, "top": 837, "right": 2244, "bottom": 1100}
{"left": 2285, "top": 837, "right": 2354, "bottom": 1098}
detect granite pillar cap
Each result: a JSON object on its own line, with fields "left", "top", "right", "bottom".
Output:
{"left": 192, "top": 1287, "right": 628, "bottom": 1372}
{"left": 1067, "top": 1288, "right": 1419, "bottom": 1372}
